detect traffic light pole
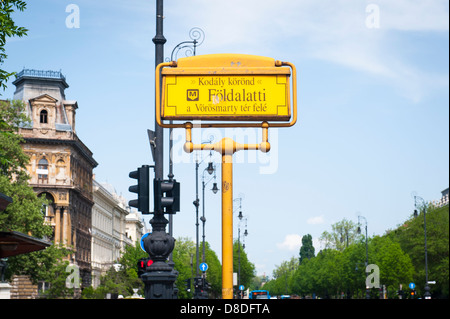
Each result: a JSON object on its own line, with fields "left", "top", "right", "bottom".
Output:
{"left": 184, "top": 123, "right": 270, "bottom": 299}
{"left": 154, "top": 0, "right": 165, "bottom": 181}
{"left": 139, "top": 0, "right": 178, "bottom": 299}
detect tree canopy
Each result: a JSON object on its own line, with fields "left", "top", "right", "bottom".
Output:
{"left": 1, "top": 0, "right": 28, "bottom": 92}
{"left": 1, "top": 99, "right": 74, "bottom": 297}
{"left": 263, "top": 209, "right": 448, "bottom": 299}
{"left": 299, "top": 234, "right": 315, "bottom": 264}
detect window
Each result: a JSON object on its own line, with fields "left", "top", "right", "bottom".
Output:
{"left": 40, "top": 109, "right": 48, "bottom": 124}
{"left": 38, "top": 158, "right": 49, "bottom": 184}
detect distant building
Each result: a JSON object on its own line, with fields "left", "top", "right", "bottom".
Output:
{"left": 442, "top": 188, "right": 449, "bottom": 199}
{"left": 13, "top": 69, "right": 98, "bottom": 289}
{"left": 431, "top": 187, "right": 449, "bottom": 208}
{"left": 126, "top": 210, "right": 146, "bottom": 245}
{"left": 92, "top": 180, "right": 141, "bottom": 288}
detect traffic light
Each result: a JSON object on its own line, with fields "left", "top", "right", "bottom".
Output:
{"left": 154, "top": 178, "right": 180, "bottom": 214}
{"left": 185, "top": 278, "right": 191, "bottom": 292}
{"left": 129, "top": 165, "right": 150, "bottom": 213}
{"left": 137, "top": 257, "right": 153, "bottom": 278}
{"left": 410, "top": 289, "right": 416, "bottom": 298}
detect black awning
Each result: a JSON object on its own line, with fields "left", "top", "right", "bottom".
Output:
{"left": 0, "top": 231, "right": 51, "bottom": 258}
{"left": 0, "top": 193, "right": 12, "bottom": 211}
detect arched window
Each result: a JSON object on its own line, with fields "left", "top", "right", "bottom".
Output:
{"left": 40, "top": 192, "right": 55, "bottom": 241}
{"left": 40, "top": 192, "right": 55, "bottom": 218}
{"left": 40, "top": 109, "right": 48, "bottom": 124}
{"left": 38, "top": 158, "right": 49, "bottom": 184}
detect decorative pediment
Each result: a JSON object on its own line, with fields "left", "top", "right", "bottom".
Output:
{"left": 29, "top": 94, "right": 58, "bottom": 104}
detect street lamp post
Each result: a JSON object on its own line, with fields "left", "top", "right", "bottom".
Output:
{"left": 202, "top": 162, "right": 218, "bottom": 264}
{"left": 200, "top": 162, "right": 218, "bottom": 299}
{"left": 193, "top": 148, "right": 216, "bottom": 299}
{"left": 414, "top": 195, "right": 432, "bottom": 299}
{"left": 357, "top": 215, "right": 369, "bottom": 299}
{"left": 168, "top": 26, "right": 204, "bottom": 240}
{"left": 235, "top": 197, "right": 247, "bottom": 299}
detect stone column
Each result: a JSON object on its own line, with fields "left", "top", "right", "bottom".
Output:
{"left": 67, "top": 209, "right": 72, "bottom": 246}
{"left": 62, "top": 208, "right": 68, "bottom": 244}
{"left": 55, "top": 206, "right": 61, "bottom": 243}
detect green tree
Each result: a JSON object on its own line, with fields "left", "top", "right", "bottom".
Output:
{"left": 339, "top": 239, "right": 367, "bottom": 298}
{"left": 299, "top": 234, "right": 315, "bottom": 264}
{"left": 1, "top": 100, "right": 72, "bottom": 291}
{"left": 264, "top": 257, "right": 298, "bottom": 296}
{"left": 89, "top": 266, "right": 137, "bottom": 299}
{"left": 0, "top": 100, "right": 31, "bottom": 178}
{"left": 117, "top": 240, "right": 147, "bottom": 273}
{"left": 290, "top": 257, "right": 315, "bottom": 297}
{"left": 16, "top": 244, "right": 75, "bottom": 298}
{"left": 320, "top": 218, "right": 359, "bottom": 251}
{"left": 201, "top": 241, "right": 222, "bottom": 298}
{"left": 388, "top": 204, "right": 449, "bottom": 298}
{"left": 369, "top": 236, "right": 414, "bottom": 298}
{"left": 172, "top": 237, "right": 196, "bottom": 299}
{"left": 233, "top": 240, "right": 255, "bottom": 292}
{"left": 82, "top": 243, "right": 144, "bottom": 299}
{"left": 172, "top": 237, "right": 222, "bottom": 299}
{"left": 0, "top": 100, "right": 51, "bottom": 237}
{"left": 1, "top": 0, "right": 28, "bottom": 92}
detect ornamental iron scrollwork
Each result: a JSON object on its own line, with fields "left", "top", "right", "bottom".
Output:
{"left": 168, "top": 27, "right": 205, "bottom": 62}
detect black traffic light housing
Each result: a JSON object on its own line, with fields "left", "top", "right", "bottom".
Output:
{"left": 185, "top": 278, "right": 191, "bottom": 292}
{"left": 154, "top": 178, "right": 180, "bottom": 214}
{"left": 129, "top": 165, "right": 150, "bottom": 213}
{"left": 137, "top": 257, "right": 153, "bottom": 278}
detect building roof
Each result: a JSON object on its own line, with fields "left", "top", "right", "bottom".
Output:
{"left": 12, "top": 69, "right": 69, "bottom": 88}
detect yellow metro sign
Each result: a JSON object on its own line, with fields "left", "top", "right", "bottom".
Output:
{"left": 163, "top": 74, "right": 290, "bottom": 121}
{"left": 156, "top": 54, "right": 297, "bottom": 128}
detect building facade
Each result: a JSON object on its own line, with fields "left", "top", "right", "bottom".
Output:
{"left": 14, "top": 69, "right": 98, "bottom": 288}
{"left": 11, "top": 69, "right": 145, "bottom": 297}
{"left": 91, "top": 180, "right": 144, "bottom": 288}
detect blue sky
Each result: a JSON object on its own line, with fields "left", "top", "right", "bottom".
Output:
{"left": 2, "top": 0, "right": 449, "bottom": 278}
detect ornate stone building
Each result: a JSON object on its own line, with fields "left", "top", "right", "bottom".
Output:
{"left": 91, "top": 180, "right": 139, "bottom": 288}
{"left": 13, "top": 69, "right": 98, "bottom": 287}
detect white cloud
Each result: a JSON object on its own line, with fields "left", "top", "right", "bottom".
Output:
{"left": 307, "top": 215, "right": 325, "bottom": 225}
{"left": 162, "top": 0, "right": 448, "bottom": 102}
{"left": 277, "top": 234, "right": 325, "bottom": 254}
{"left": 277, "top": 234, "right": 302, "bottom": 251}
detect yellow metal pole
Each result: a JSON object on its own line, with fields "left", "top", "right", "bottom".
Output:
{"left": 183, "top": 135, "right": 271, "bottom": 300}
{"left": 221, "top": 149, "right": 233, "bottom": 299}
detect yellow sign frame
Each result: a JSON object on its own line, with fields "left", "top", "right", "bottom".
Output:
{"left": 154, "top": 54, "right": 298, "bottom": 299}
{"left": 155, "top": 54, "right": 297, "bottom": 128}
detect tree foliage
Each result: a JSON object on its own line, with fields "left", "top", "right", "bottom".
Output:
{"left": 1, "top": 0, "right": 28, "bottom": 92}
{"left": 1, "top": 99, "right": 74, "bottom": 297}
{"left": 263, "top": 212, "right": 447, "bottom": 299}
{"left": 320, "top": 218, "right": 359, "bottom": 251}
{"left": 0, "top": 100, "right": 51, "bottom": 238}
{"left": 299, "top": 234, "right": 315, "bottom": 264}
{"left": 387, "top": 204, "right": 449, "bottom": 298}
{"left": 233, "top": 240, "right": 255, "bottom": 292}
{"left": 83, "top": 237, "right": 229, "bottom": 299}
{"left": 82, "top": 241, "right": 145, "bottom": 299}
